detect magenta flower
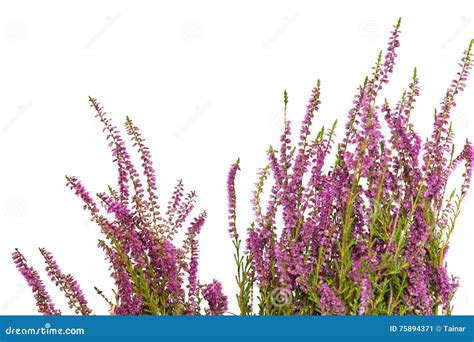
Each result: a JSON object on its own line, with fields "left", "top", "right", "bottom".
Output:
{"left": 12, "top": 249, "right": 60, "bottom": 315}
{"left": 39, "top": 248, "right": 92, "bottom": 315}
{"left": 202, "top": 279, "right": 228, "bottom": 315}
{"left": 318, "top": 284, "right": 346, "bottom": 315}
{"left": 227, "top": 160, "right": 240, "bottom": 240}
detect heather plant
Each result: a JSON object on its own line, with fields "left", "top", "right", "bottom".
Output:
{"left": 13, "top": 97, "right": 228, "bottom": 316}
{"left": 228, "top": 19, "right": 473, "bottom": 315}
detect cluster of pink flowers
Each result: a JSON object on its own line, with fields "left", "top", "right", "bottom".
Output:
{"left": 14, "top": 97, "right": 227, "bottom": 316}
{"left": 228, "top": 19, "right": 473, "bottom": 315}
{"left": 13, "top": 248, "right": 88, "bottom": 315}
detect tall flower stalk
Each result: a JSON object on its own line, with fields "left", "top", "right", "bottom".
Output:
{"left": 227, "top": 159, "right": 253, "bottom": 315}
{"left": 228, "top": 19, "right": 473, "bottom": 315}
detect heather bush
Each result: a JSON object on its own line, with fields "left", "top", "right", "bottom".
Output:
{"left": 228, "top": 19, "right": 473, "bottom": 315}
{"left": 13, "top": 97, "right": 228, "bottom": 315}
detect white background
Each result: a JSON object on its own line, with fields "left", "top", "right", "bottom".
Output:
{"left": 0, "top": 0, "right": 473, "bottom": 315}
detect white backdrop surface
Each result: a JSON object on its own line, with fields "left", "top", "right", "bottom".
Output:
{"left": 0, "top": 0, "right": 473, "bottom": 315}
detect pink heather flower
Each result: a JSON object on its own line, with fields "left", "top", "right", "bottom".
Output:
{"left": 185, "top": 212, "right": 207, "bottom": 314}
{"left": 39, "top": 248, "right": 92, "bottom": 315}
{"left": 66, "top": 177, "right": 115, "bottom": 237}
{"left": 104, "top": 196, "right": 149, "bottom": 272}
{"left": 125, "top": 116, "right": 162, "bottom": 228}
{"left": 98, "top": 240, "right": 138, "bottom": 315}
{"left": 274, "top": 242, "right": 292, "bottom": 290}
{"left": 12, "top": 249, "right": 60, "bottom": 315}
{"left": 358, "top": 277, "right": 372, "bottom": 315}
{"left": 148, "top": 238, "right": 183, "bottom": 306}
{"left": 246, "top": 228, "right": 265, "bottom": 284}
{"left": 461, "top": 141, "right": 473, "bottom": 195}
{"left": 89, "top": 97, "right": 134, "bottom": 205}
{"left": 267, "top": 146, "right": 284, "bottom": 188}
{"left": 437, "top": 265, "right": 459, "bottom": 313}
{"left": 379, "top": 18, "right": 401, "bottom": 86}
{"left": 202, "top": 279, "right": 228, "bottom": 315}
{"left": 279, "top": 119, "right": 293, "bottom": 182}
{"left": 227, "top": 160, "right": 241, "bottom": 240}
{"left": 251, "top": 165, "right": 270, "bottom": 226}
{"left": 403, "top": 212, "right": 434, "bottom": 314}
{"left": 423, "top": 41, "right": 472, "bottom": 200}
{"left": 169, "top": 190, "right": 197, "bottom": 239}
{"left": 66, "top": 176, "right": 99, "bottom": 214}
{"left": 166, "top": 179, "right": 185, "bottom": 230}
{"left": 319, "top": 284, "right": 346, "bottom": 315}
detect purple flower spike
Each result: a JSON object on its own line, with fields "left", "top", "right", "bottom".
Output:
{"left": 39, "top": 248, "right": 92, "bottom": 315}
{"left": 12, "top": 249, "right": 60, "bottom": 316}
{"left": 202, "top": 279, "right": 228, "bottom": 315}
{"left": 227, "top": 160, "right": 241, "bottom": 240}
